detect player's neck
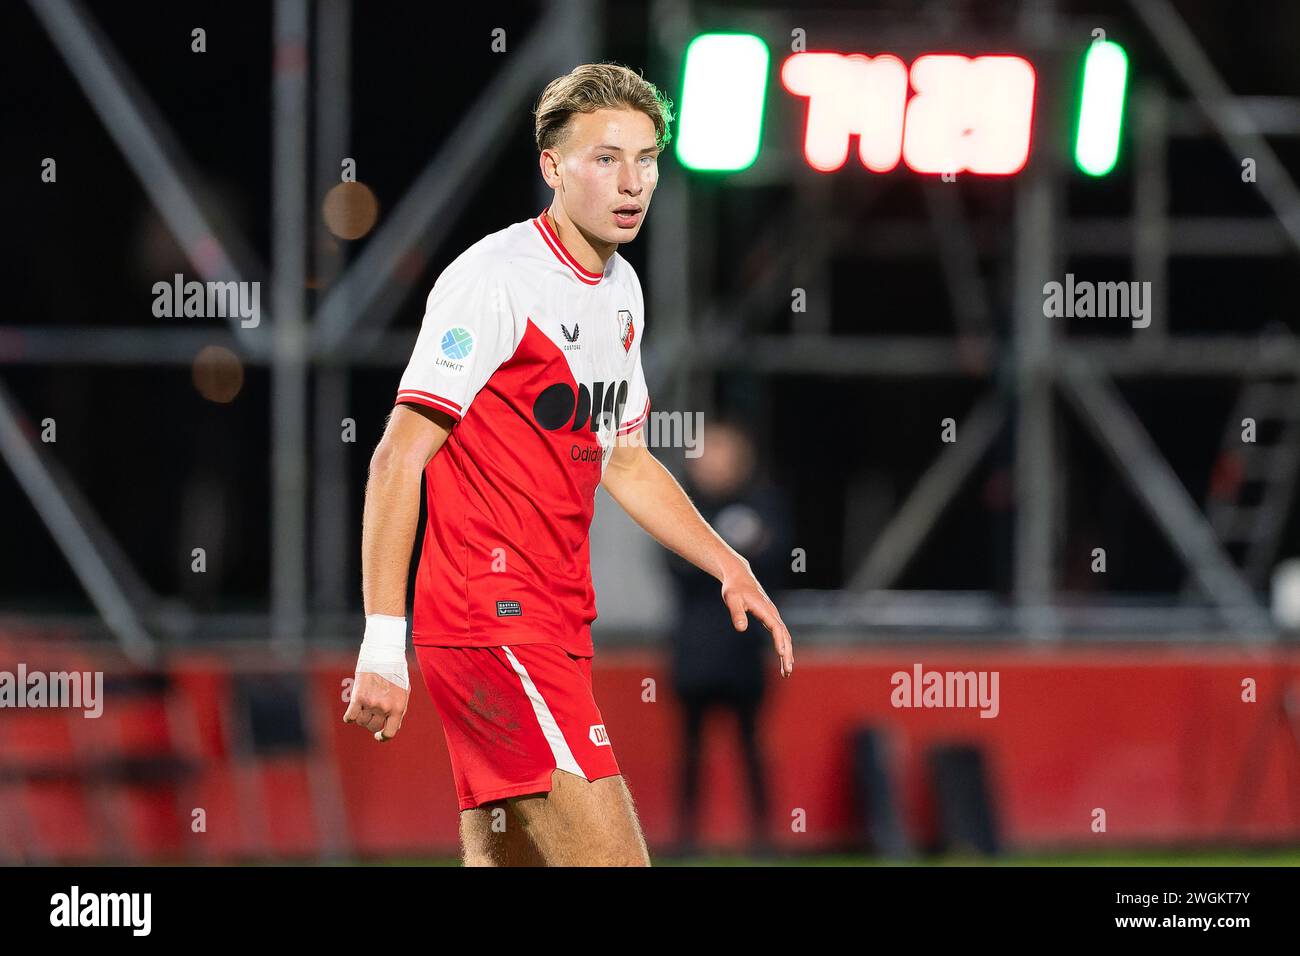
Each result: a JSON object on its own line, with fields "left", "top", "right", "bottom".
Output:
{"left": 545, "top": 205, "right": 614, "bottom": 275}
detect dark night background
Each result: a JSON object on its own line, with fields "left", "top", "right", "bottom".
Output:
{"left": 2, "top": 0, "right": 1299, "bottom": 617}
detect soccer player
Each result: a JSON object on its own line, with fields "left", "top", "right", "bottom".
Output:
{"left": 343, "top": 63, "right": 794, "bottom": 866}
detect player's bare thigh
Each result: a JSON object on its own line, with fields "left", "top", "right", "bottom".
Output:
{"left": 506, "top": 769, "right": 650, "bottom": 866}
{"left": 459, "top": 803, "right": 544, "bottom": 866}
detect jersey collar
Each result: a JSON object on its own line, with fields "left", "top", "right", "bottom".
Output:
{"left": 532, "top": 207, "right": 608, "bottom": 286}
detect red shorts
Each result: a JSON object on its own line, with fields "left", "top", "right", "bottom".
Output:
{"left": 415, "top": 642, "right": 622, "bottom": 810}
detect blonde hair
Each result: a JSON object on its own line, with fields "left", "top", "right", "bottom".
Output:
{"left": 534, "top": 62, "right": 674, "bottom": 153}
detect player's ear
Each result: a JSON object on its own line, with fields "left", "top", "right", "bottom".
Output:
{"left": 542, "top": 148, "right": 565, "bottom": 188}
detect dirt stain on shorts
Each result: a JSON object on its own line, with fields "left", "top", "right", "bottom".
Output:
{"left": 463, "top": 683, "right": 527, "bottom": 756}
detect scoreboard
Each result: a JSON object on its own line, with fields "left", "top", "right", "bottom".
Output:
{"left": 674, "top": 33, "right": 1129, "bottom": 177}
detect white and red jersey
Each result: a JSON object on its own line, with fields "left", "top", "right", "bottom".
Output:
{"left": 394, "top": 208, "right": 651, "bottom": 657}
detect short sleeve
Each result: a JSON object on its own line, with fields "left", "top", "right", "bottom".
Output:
{"left": 617, "top": 274, "right": 650, "bottom": 436}
{"left": 617, "top": 329, "right": 651, "bottom": 436}
{"left": 395, "top": 264, "right": 515, "bottom": 422}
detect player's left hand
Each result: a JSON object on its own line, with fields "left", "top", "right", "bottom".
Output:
{"left": 720, "top": 560, "right": 794, "bottom": 678}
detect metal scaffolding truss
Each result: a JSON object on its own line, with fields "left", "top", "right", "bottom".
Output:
{"left": 3, "top": 0, "right": 1298, "bottom": 649}
{"left": 3, "top": 0, "right": 598, "bottom": 656}
{"left": 639, "top": 0, "right": 1299, "bottom": 638}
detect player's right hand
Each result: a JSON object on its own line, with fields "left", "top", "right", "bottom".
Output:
{"left": 343, "top": 672, "right": 410, "bottom": 742}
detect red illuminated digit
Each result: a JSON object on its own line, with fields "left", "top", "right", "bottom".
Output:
{"left": 965, "top": 56, "right": 1036, "bottom": 174}
{"left": 903, "top": 54, "right": 1035, "bottom": 175}
{"left": 782, "top": 53, "right": 908, "bottom": 173}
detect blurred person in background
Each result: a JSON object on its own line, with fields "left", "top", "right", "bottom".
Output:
{"left": 666, "top": 419, "right": 792, "bottom": 856}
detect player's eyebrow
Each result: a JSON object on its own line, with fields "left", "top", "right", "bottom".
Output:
{"left": 593, "top": 144, "right": 660, "bottom": 154}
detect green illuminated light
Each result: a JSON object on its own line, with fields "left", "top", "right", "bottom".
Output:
{"left": 676, "top": 33, "right": 769, "bottom": 172}
{"left": 1075, "top": 40, "right": 1129, "bottom": 176}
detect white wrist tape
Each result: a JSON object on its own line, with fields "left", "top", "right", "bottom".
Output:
{"left": 356, "top": 614, "right": 410, "bottom": 691}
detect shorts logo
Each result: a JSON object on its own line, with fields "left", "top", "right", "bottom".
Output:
{"left": 589, "top": 723, "right": 610, "bottom": 746}
{"left": 617, "top": 310, "right": 634, "bottom": 352}
{"left": 495, "top": 600, "right": 522, "bottom": 617}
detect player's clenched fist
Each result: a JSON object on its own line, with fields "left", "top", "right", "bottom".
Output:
{"left": 346, "top": 613, "right": 412, "bottom": 742}
{"left": 344, "top": 671, "right": 410, "bottom": 742}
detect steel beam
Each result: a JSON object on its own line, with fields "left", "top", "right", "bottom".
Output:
{"left": 1059, "top": 354, "right": 1273, "bottom": 635}
{"left": 311, "top": 2, "right": 570, "bottom": 356}
{"left": 26, "top": 0, "right": 269, "bottom": 355}
{"left": 0, "top": 380, "right": 155, "bottom": 662}
{"left": 1012, "top": 122, "right": 1058, "bottom": 634}
{"left": 270, "top": 0, "right": 310, "bottom": 652}
{"left": 311, "top": 0, "right": 355, "bottom": 621}
{"left": 850, "top": 393, "right": 1008, "bottom": 590}
{"left": 1131, "top": 0, "right": 1300, "bottom": 256}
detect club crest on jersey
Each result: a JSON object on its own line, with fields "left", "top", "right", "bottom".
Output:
{"left": 617, "top": 310, "right": 634, "bottom": 352}
{"left": 436, "top": 326, "right": 473, "bottom": 374}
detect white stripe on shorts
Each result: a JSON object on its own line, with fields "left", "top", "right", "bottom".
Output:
{"left": 501, "top": 645, "right": 586, "bottom": 779}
